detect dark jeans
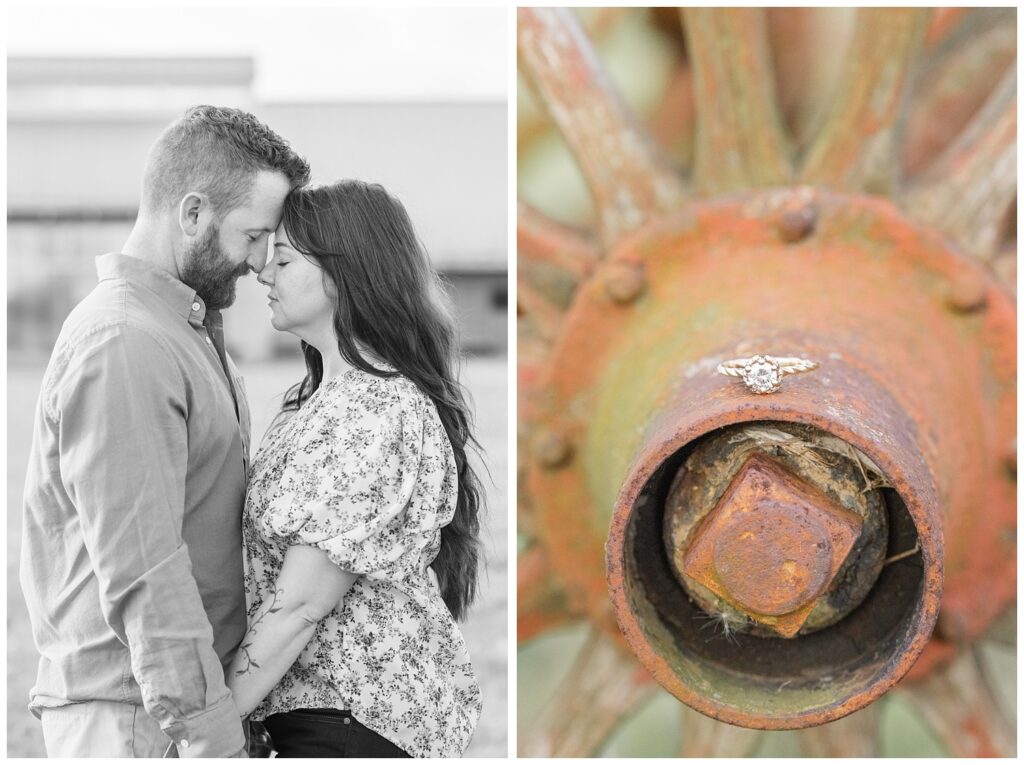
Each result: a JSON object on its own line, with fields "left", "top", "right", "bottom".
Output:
{"left": 263, "top": 708, "right": 410, "bottom": 758}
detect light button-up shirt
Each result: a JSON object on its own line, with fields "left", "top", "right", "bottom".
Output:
{"left": 21, "top": 253, "right": 252, "bottom": 757}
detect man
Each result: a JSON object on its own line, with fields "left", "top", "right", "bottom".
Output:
{"left": 20, "top": 105, "right": 310, "bottom": 757}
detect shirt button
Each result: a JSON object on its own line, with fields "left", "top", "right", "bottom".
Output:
{"left": 179, "top": 739, "right": 190, "bottom": 749}
{"left": 192, "top": 302, "right": 201, "bottom": 311}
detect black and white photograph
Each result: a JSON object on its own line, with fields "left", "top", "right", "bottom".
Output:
{"left": 7, "top": 7, "right": 508, "bottom": 758}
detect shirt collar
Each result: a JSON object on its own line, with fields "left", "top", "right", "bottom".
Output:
{"left": 96, "top": 253, "right": 207, "bottom": 323}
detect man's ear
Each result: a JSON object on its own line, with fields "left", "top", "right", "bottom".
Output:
{"left": 178, "top": 192, "right": 205, "bottom": 236}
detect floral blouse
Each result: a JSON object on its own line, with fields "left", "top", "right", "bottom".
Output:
{"left": 242, "top": 366, "right": 481, "bottom": 757}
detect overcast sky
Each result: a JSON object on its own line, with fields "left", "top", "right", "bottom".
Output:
{"left": 5, "top": 6, "right": 508, "bottom": 102}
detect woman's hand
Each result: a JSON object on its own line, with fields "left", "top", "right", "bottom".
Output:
{"left": 226, "top": 545, "right": 357, "bottom": 717}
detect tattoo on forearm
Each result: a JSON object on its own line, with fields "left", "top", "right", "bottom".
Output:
{"left": 235, "top": 588, "right": 283, "bottom": 676}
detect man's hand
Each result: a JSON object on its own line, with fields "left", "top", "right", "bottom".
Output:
{"left": 243, "top": 718, "right": 273, "bottom": 758}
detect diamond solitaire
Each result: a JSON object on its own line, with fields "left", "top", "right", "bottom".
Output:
{"left": 744, "top": 356, "right": 782, "bottom": 393}
{"left": 717, "top": 354, "right": 819, "bottom": 394}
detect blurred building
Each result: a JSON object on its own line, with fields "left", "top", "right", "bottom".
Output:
{"left": 7, "top": 57, "right": 508, "bottom": 362}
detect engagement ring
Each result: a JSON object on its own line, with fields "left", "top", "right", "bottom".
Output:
{"left": 717, "top": 354, "right": 818, "bottom": 394}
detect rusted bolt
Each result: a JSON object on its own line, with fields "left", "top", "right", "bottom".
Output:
{"left": 603, "top": 261, "right": 646, "bottom": 303}
{"left": 681, "top": 453, "right": 863, "bottom": 637}
{"left": 945, "top": 271, "right": 988, "bottom": 313}
{"left": 711, "top": 505, "right": 833, "bottom": 616}
{"left": 778, "top": 203, "right": 817, "bottom": 243}
{"left": 534, "top": 430, "right": 573, "bottom": 469}
{"left": 665, "top": 423, "right": 888, "bottom": 638}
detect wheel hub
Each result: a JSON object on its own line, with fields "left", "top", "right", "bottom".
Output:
{"left": 527, "top": 187, "right": 1015, "bottom": 727}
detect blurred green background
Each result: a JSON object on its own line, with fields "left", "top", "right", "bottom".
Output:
{"left": 517, "top": 621, "right": 1015, "bottom": 757}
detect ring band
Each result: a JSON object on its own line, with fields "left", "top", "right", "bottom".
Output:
{"left": 717, "top": 354, "right": 818, "bottom": 394}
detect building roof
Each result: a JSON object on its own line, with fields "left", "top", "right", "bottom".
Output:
{"left": 7, "top": 57, "right": 506, "bottom": 271}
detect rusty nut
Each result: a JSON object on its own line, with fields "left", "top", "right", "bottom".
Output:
{"left": 681, "top": 453, "right": 863, "bottom": 638}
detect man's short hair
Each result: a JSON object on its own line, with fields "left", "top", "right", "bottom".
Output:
{"left": 141, "top": 105, "right": 311, "bottom": 216}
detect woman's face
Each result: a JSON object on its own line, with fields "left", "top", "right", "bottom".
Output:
{"left": 259, "top": 224, "right": 336, "bottom": 343}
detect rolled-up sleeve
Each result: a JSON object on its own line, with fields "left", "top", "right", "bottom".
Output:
{"left": 51, "top": 322, "right": 244, "bottom": 757}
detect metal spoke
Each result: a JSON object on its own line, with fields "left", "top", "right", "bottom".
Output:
{"left": 647, "top": 60, "right": 695, "bottom": 170}
{"left": 902, "top": 647, "right": 1016, "bottom": 756}
{"left": 517, "top": 200, "right": 599, "bottom": 309}
{"left": 923, "top": 8, "right": 970, "bottom": 49}
{"left": 906, "top": 69, "right": 1016, "bottom": 261}
{"left": 520, "top": 626, "right": 656, "bottom": 757}
{"left": 517, "top": 314, "right": 554, "bottom": 546}
{"left": 517, "top": 319, "right": 551, "bottom": 423}
{"left": 517, "top": 10, "right": 632, "bottom": 156}
{"left": 518, "top": 8, "right": 687, "bottom": 246}
{"left": 679, "top": 705, "right": 762, "bottom": 756}
{"left": 982, "top": 604, "right": 1017, "bottom": 649}
{"left": 682, "top": 8, "right": 791, "bottom": 193}
{"left": 797, "top": 706, "right": 881, "bottom": 756}
{"left": 905, "top": 10, "right": 1015, "bottom": 175}
{"left": 517, "top": 545, "right": 575, "bottom": 643}
{"left": 765, "top": 8, "right": 832, "bottom": 151}
{"left": 517, "top": 275, "right": 564, "bottom": 342}
{"left": 515, "top": 420, "right": 538, "bottom": 541}
{"left": 800, "top": 8, "right": 929, "bottom": 193}
{"left": 992, "top": 239, "right": 1016, "bottom": 297}
{"left": 925, "top": 7, "right": 1014, "bottom": 50}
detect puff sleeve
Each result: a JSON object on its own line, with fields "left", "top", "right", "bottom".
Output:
{"left": 262, "top": 379, "right": 449, "bottom": 577}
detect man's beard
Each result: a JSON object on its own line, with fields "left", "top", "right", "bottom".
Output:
{"left": 180, "top": 223, "right": 250, "bottom": 310}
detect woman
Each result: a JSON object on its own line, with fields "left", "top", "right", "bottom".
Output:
{"left": 226, "top": 180, "right": 483, "bottom": 758}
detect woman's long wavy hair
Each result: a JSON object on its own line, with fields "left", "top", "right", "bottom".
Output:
{"left": 276, "top": 180, "right": 482, "bottom": 621}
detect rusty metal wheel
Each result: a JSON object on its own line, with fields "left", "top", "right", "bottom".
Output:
{"left": 517, "top": 8, "right": 1016, "bottom": 757}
